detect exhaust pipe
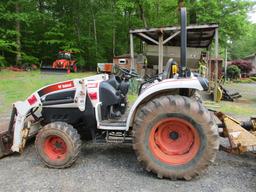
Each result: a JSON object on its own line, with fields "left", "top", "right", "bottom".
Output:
{"left": 180, "top": 7, "right": 190, "bottom": 77}
{"left": 180, "top": 7, "right": 187, "bottom": 70}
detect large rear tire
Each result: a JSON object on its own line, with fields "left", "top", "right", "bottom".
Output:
{"left": 35, "top": 122, "right": 81, "bottom": 168}
{"left": 133, "top": 95, "right": 219, "bottom": 180}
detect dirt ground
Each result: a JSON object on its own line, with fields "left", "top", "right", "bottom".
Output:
{"left": 0, "top": 79, "right": 255, "bottom": 192}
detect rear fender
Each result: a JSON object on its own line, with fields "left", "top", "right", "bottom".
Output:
{"left": 125, "top": 77, "right": 204, "bottom": 130}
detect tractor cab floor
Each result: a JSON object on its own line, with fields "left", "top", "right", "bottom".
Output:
{"left": 99, "top": 106, "right": 130, "bottom": 128}
{"left": 105, "top": 103, "right": 131, "bottom": 122}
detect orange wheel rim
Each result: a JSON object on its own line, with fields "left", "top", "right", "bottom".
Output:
{"left": 43, "top": 136, "right": 67, "bottom": 160}
{"left": 149, "top": 117, "right": 200, "bottom": 166}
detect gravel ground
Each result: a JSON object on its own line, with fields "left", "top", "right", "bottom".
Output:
{"left": 0, "top": 141, "right": 255, "bottom": 192}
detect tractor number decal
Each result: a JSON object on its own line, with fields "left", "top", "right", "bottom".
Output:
{"left": 38, "top": 81, "right": 74, "bottom": 97}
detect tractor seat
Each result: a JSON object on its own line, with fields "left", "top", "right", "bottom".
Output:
{"left": 106, "top": 75, "right": 121, "bottom": 90}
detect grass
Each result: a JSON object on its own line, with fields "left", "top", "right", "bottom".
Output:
{"left": 234, "top": 78, "right": 254, "bottom": 83}
{"left": 233, "top": 77, "right": 256, "bottom": 84}
{"left": 219, "top": 102, "right": 256, "bottom": 116}
{"left": 0, "top": 70, "right": 95, "bottom": 113}
{"left": 128, "top": 94, "right": 138, "bottom": 103}
{"left": 216, "top": 82, "right": 256, "bottom": 118}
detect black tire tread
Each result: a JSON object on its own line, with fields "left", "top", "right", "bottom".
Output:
{"left": 35, "top": 121, "right": 81, "bottom": 169}
{"left": 133, "top": 95, "right": 219, "bottom": 180}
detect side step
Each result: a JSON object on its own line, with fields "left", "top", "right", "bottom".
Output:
{"left": 99, "top": 120, "right": 127, "bottom": 130}
{"left": 106, "top": 131, "right": 132, "bottom": 144}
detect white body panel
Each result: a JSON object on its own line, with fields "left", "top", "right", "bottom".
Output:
{"left": 11, "top": 74, "right": 108, "bottom": 153}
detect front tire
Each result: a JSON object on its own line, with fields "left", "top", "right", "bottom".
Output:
{"left": 133, "top": 95, "right": 219, "bottom": 180}
{"left": 35, "top": 122, "right": 81, "bottom": 168}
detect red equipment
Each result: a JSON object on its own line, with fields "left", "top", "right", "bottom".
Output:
{"left": 41, "top": 51, "right": 78, "bottom": 73}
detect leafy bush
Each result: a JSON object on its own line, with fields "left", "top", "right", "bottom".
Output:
{"left": 0, "top": 56, "right": 7, "bottom": 67}
{"left": 227, "top": 65, "right": 241, "bottom": 80}
{"left": 77, "top": 55, "right": 86, "bottom": 68}
{"left": 230, "top": 60, "right": 252, "bottom": 74}
{"left": 21, "top": 53, "right": 39, "bottom": 66}
{"left": 250, "top": 77, "right": 256, "bottom": 81}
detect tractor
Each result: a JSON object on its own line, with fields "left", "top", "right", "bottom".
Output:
{"left": 41, "top": 51, "right": 78, "bottom": 73}
{"left": 0, "top": 8, "right": 219, "bottom": 180}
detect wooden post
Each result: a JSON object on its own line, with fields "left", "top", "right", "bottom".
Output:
{"left": 130, "top": 33, "right": 135, "bottom": 71}
{"left": 158, "top": 33, "right": 163, "bottom": 73}
{"left": 214, "top": 29, "right": 219, "bottom": 102}
{"left": 206, "top": 47, "right": 210, "bottom": 80}
{"left": 224, "top": 48, "right": 228, "bottom": 82}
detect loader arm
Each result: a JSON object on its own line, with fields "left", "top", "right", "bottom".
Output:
{"left": 11, "top": 95, "right": 42, "bottom": 152}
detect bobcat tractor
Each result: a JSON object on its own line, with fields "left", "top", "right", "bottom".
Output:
{"left": 0, "top": 8, "right": 219, "bottom": 180}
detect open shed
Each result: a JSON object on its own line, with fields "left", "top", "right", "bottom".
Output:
{"left": 129, "top": 24, "right": 219, "bottom": 76}
{"left": 129, "top": 23, "right": 220, "bottom": 101}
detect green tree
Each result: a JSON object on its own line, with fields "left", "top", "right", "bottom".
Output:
{"left": 229, "top": 24, "right": 256, "bottom": 59}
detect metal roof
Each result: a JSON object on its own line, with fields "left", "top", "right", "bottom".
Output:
{"left": 130, "top": 24, "right": 218, "bottom": 48}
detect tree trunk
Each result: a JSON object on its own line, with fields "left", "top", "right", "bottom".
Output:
{"left": 93, "top": 17, "right": 97, "bottom": 51}
{"left": 112, "top": 0, "right": 116, "bottom": 57}
{"left": 156, "top": 0, "right": 160, "bottom": 21}
{"left": 89, "top": 0, "right": 97, "bottom": 63}
{"left": 16, "top": 2, "right": 22, "bottom": 66}
{"left": 38, "top": 0, "right": 44, "bottom": 13}
{"left": 112, "top": 27, "right": 116, "bottom": 57}
{"left": 178, "top": 0, "right": 185, "bottom": 9}
{"left": 189, "top": 0, "right": 197, "bottom": 24}
{"left": 137, "top": 1, "right": 147, "bottom": 28}
{"left": 73, "top": 0, "right": 81, "bottom": 46}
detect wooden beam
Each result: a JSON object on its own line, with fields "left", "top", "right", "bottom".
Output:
{"left": 130, "top": 33, "right": 135, "bottom": 71}
{"left": 214, "top": 29, "right": 219, "bottom": 102}
{"left": 129, "top": 24, "right": 219, "bottom": 34}
{"left": 138, "top": 33, "right": 159, "bottom": 45}
{"left": 163, "top": 31, "right": 180, "bottom": 45}
{"left": 158, "top": 33, "right": 164, "bottom": 73}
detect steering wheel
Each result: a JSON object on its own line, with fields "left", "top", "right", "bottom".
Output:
{"left": 119, "top": 67, "right": 139, "bottom": 78}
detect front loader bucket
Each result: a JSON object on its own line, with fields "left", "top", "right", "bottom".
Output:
{"left": 0, "top": 107, "right": 16, "bottom": 158}
{"left": 40, "top": 66, "right": 69, "bottom": 74}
